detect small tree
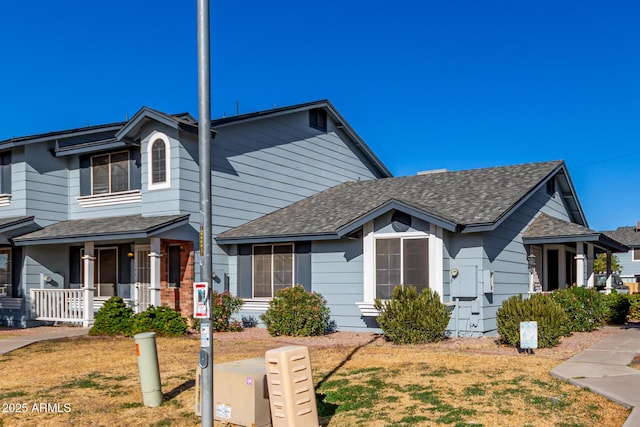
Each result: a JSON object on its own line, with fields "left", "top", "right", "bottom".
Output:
{"left": 593, "top": 253, "right": 622, "bottom": 274}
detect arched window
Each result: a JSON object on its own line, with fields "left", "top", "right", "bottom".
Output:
{"left": 147, "top": 132, "right": 170, "bottom": 190}
{"left": 151, "top": 139, "right": 166, "bottom": 184}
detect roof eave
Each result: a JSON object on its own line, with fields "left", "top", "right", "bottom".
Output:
{"left": 216, "top": 233, "right": 339, "bottom": 245}
{"left": 523, "top": 233, "right": 629, "bottom": 253}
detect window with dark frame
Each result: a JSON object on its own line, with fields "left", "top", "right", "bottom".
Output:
{"left": 151, "top": 139, "right": 167, "bottom": 184}
{"left": 0, "top": 152, "right": 11, "bottom": 194}
{"left": 375, "top": 237, "right": 428, "bottom": 299}
{"left": 309, "top": 108, "right": 327, "bottom": 132}
{"left": 91, "top": 151, "right": 130, "bottom": 195}
{"left": 252, "top": 244, "right": 294, "bottom": 298}
{"left": 168, "top": 245, "right": 181, "bottom": 287}
{"left": 0, "top": 247, "right": 12, "bottom": 297}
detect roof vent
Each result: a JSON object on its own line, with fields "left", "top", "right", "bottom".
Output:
{"left": 417, "top": 169, "right": 447, "bottom": 175}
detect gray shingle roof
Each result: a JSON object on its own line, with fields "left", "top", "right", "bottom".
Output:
{"left": 0, "top": 216, "right": 34, "bottom": 229}
{"left": 217, "top": 160, "right": 565, "bottom": 242}
{"left": 604, "top": 226, "right": 640, "bottom": 247}
{"left": 523, "top": 213, "right": 597, "bottom": 239}
{"left": 523, "top": 213, "right": 628, "bottom": 252}
{"left": 13, "top": 214, "right": 189, "bottom": 244}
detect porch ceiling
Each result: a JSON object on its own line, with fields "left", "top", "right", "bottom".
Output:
{"left": 11, "top": 214, "right": 190, "bottom": 246}
{"left": 523, "top": 213, "right": 628, "bottom": 253}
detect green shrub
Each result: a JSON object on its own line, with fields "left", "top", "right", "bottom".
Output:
{"left": 497, "top": 294, "right": 568, "bottom": 348}
{"left": 211, "top": 291, "right": 243, "bottom": 332}
{"left": 374, "top": 286, "right": 451, "bottom": 344}
{"left": 549, "top": 286, "right": 607, "bottom": 332}
{"left": 604, "top": 292, "right": 631, "bottom": 324}
{"left": 260, "top": 286, "right": 330, "bottom": 337}
{"left": 89, "top": 296, "right": 134, "bottom": 336}
{"left": 629, "top": 294, "right": 640, "bottom": 320}
{"left": 131, "top": 306, "right": 188, "bottom": 336}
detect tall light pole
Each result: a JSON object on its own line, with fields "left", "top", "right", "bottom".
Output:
{"left": 197, "top": 0, "right": 213, "bottom": 425}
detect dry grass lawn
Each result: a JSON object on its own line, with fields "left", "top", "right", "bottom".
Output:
{"left": 0, "top": 328, "right": 632, "bottom": 427}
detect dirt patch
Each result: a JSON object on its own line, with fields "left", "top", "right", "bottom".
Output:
{"left": 214, "top": 325, "right": 624, "bottom": 361}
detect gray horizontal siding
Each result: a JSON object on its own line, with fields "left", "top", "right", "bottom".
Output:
{"left": 312, "top": 239, "right": 369, "bottom": 331}
{"left": 480, "top": 184, "right": 573, "bottom": 335}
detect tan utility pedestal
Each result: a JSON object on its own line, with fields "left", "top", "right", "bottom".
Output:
{"left": 265, "top": 346, "right": 319, "bottom": 427}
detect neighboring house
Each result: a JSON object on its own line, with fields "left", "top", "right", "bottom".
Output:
{"left": 0, "top": 100, "right": 389, "bottom": 327}
{"left": 603, "top": 225, "right": 640, "bottom": 284}
{"left": 217, "top": 160, "right": 627, "bottom": 336}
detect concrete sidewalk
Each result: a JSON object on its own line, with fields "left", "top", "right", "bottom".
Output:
{"left": 551, "top": 327, "right": 640, "bottom": 427}
{"left": 0, "top": 327, "right": 89, "bottom": 355}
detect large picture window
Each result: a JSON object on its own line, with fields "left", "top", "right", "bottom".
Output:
{"left": 253, "top": 244, "right": 294, "bottom": 298}
{"left": 91, "top": 151, "right": 130, "bottom": 195}
{"left": 375, "top": 237, "right": 428, "bottom": 299}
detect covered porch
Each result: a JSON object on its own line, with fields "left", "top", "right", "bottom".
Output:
{"left": 523, "top": 213, "right": 629, "bottom": 293}
{"left": 11, "top": 214, "right": 194, "bottom": 327}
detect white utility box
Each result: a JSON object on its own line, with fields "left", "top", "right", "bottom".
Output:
{"left": 213, "top": 357, "right": 272, "bottom": 427}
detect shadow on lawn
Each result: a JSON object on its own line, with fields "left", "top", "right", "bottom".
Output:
{"left": 164, "top": 379, "right": 195, "bottom": 400}
{"left": 314, "top": 333, "right": 383, "bottom": 422}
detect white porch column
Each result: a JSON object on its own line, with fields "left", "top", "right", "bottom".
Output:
{"left": 82, "top": 242, "right": 95, "bottom": 328}
{"left": 575, "top": 242, "right": 586, "bottom": 287}
{"left": 149, "top": 237, "right": 161, "bottom": 307}
{"left": 586, "top": 244, "right": 595, "bottom": 288}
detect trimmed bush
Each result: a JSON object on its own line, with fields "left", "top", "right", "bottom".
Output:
{"left": 497, "top": 294, "right": 568, "bottom": 348}
{"left": 211, "top": 291, "right": 243, "bottom": 332}
{"left": 604, "top": 292, "right": 631, "bottom": 324}
{"left": 374, "top": 286, "right": 451, "bottom": 344}
{"left": 260, "top": 285, "right": 331, "bottom": 337}
{"left": 629, "top": 294, "right": 640, "bottom": 320}
{"left": 89, "top": 296, "right": 134, "bottom": 336}
{"left": 131, "top": 305, "right": 188, "bottom": 336}
{"left": 549, "top": 286, "right": 607, "bottom": 332}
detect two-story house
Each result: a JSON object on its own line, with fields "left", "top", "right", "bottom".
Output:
{"left": 0, "top": 99, "right": 627, "bottom": 336}
{"left": 0, "top": 100, "right": 390, "bottom": 327}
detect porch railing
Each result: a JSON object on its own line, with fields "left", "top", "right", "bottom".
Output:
{"left": 30, "top": 289, "right": 86, "bottom": 325}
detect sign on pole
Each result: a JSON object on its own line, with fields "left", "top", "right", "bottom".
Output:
{"left": 194, "top": 282, "right": 210, "bottom": 319}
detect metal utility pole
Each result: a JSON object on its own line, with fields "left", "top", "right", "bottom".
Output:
{"left": 197, "top": 0, "right": 213, "bottom": 425}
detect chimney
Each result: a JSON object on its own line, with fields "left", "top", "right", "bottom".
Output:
{"left": 417, "top": 169, "right": 448, "bottom": 176}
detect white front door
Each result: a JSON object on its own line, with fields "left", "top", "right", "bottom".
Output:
{"left": 134, "top": 245, "right": 151, "bottom": 313}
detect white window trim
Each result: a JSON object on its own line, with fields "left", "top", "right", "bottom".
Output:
{"left": 0, "top": 194, "right": 11, "bottom": 207}
{"left": 632, "top": 248, "right": 640, "bottom": 262}
{"left": 358, "top": 220, "right": 443, "bottom": 316}
{"left": 147, "top": 131, "right": 171, "bottom": 190}
{"left": 251, "top": 243, "right": 295, "bottom": 299}
{"left": 77, "top": 190, "right": 142, "bottom": 208}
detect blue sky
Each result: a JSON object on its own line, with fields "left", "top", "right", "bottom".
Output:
{"left": 1, "top": 1, "right": 638, "bottom": 231}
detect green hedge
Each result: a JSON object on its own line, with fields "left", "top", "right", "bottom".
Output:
{"left": 549, "top": 287, "right": 607, "bottom": 332}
